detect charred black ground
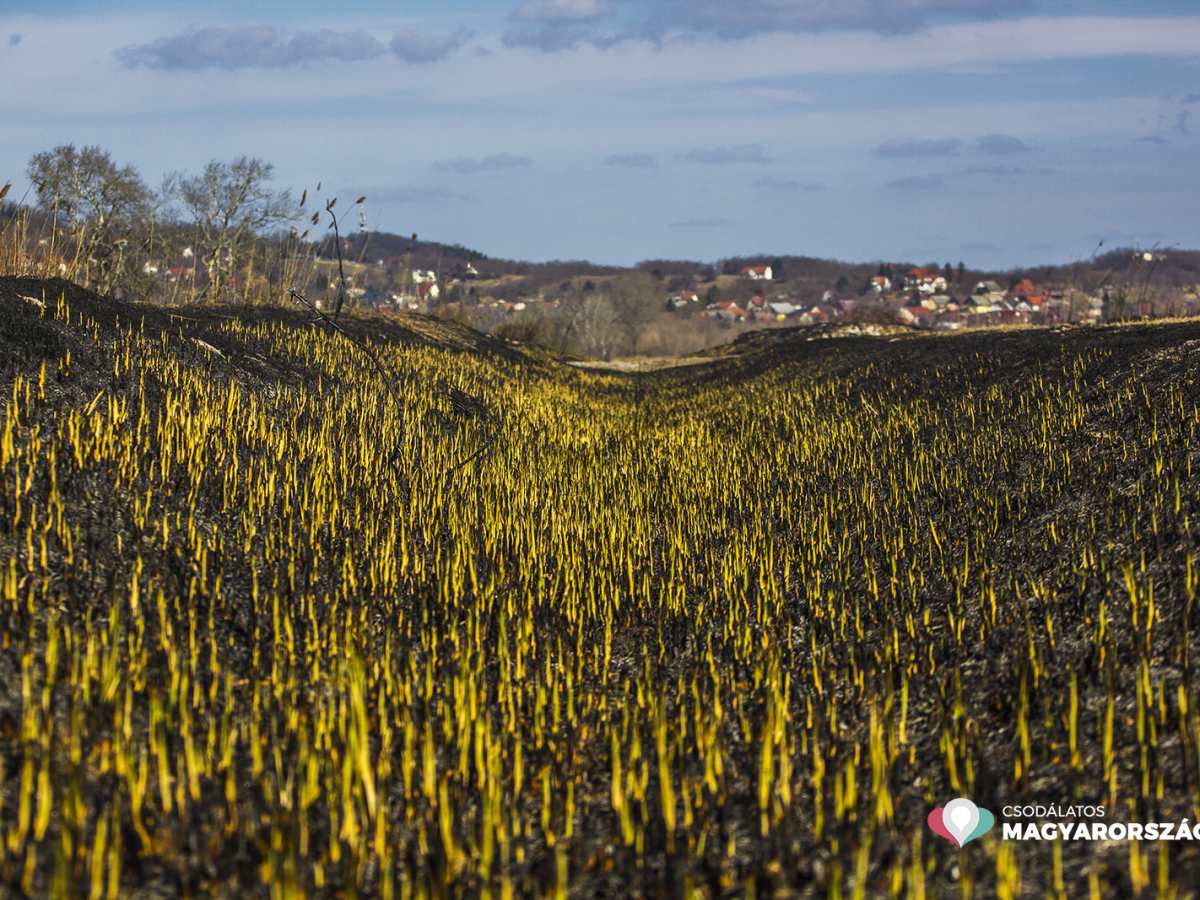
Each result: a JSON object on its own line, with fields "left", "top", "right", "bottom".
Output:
{"left": 2, "top": 275, "right": 1199, "bottom": 898}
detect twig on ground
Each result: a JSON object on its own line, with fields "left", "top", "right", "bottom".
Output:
{"left": 288, "top": 286, "right": 405, "bottom": 417}
{"left": 446, "top": 410, "right": 509, "bottom": 481}
{"left": 290, "top": 286, "right": 508, "bottom": 479}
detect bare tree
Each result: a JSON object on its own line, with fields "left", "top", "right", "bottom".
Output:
{"left": 27, "top": 144, "right": 153, "bottom": 295}
{"left": 175, "top": 157, "right": 295, "bottom": 300}
{"left": 605, "top": 271, "right": 661, "bottom": 356}
{"left": 555, "top": 289, "right": 620, "bottom": 360}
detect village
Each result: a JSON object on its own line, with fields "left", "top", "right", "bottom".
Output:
{"left": 665, "top": 265, "right": 1107, "bottom": 329}
{"left": 325, "top": 256, "right": 1171, "bottom": 334}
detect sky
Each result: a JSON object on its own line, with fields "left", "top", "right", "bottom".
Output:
{"left": 2, "top": 0, "right": 1198, "bottom": 271}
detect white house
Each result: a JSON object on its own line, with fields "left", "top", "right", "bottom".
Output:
{"left": 741, "top": 266, "right": 773, "bottom": 281}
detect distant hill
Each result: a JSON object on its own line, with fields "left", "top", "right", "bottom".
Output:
{"left": 319, "top": 230, "right": 1200, "bottom": 296}
{"left": 319, "top": 231, "right": 627, "bottom": 284}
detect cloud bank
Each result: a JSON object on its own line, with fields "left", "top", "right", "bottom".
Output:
{"left": 116, "top": 26, "right": 386, "bottom": 70}
{"left": 389, "top": 25, "right": 474, "bottom": 63}
{"left": 433, "top": 154, "right": 533, "bottom": 174}
{"left": 511, "top": 0, "right": 613, "bottom": 23}
{"left": 533, "top": 0, "right": 1037, "bottom": 44}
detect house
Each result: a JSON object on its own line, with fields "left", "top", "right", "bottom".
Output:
{"left": 412, "top": 270, "right": 438, "bottom": 285}
{"left": 741, "top": 266, "right": 772, "bottom": 281}
{"left": 416, "top": 283, "right": 440, "bottom": 301}
{"left": 456, "top": 262, "right": 479, "bottom": 279}
{"left": 1008, "top": 278, "right": 1036, "bottom": 303}
{"left": 767, "top": 302, "right": 797, "bottom": 318}
{"left": 900, "top": 306, "right": 936, "bottom": 327}
{"left": 906, "top": 267, "right": 948, "bottom": 294}
{"left": 971, "top": 280, "right": 1007, "bottom": 308}
{"left": 669, "top": 290, "right": 698, "bottom": 307}
{"left": 871, "top": 276, "right": 892, "bottom": 293}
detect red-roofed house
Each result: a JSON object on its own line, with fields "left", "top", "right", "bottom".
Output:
{"left": 1008, "top": 279, "right": 1039, "bottom": 300}
{"left": 741, "top": 266, "right": 773, "bottom": 281}
{"left": 900, "top": 306, "right": 936, "bottom": 327}
{"left": 906, "top": 267, "right": 948, "bottom": 294}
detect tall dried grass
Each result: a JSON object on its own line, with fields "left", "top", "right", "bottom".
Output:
{"left": 0, "top": 183, "right": 73, "bottom": 281}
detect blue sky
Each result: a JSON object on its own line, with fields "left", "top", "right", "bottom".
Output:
{"left": 2, "top": 1, "right": 1198, "bottom": 270}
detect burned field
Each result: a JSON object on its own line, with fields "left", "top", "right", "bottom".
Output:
{"left": 1, "top": 274, "right": 1199, "bottom": 898}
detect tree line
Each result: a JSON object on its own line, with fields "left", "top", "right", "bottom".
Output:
{"left": 6, "top": 144, "right": 302, "bottom": 302}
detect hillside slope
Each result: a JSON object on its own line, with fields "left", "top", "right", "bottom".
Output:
{"left": 2, "top": 276, "right": 1199, "bottom": 898}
